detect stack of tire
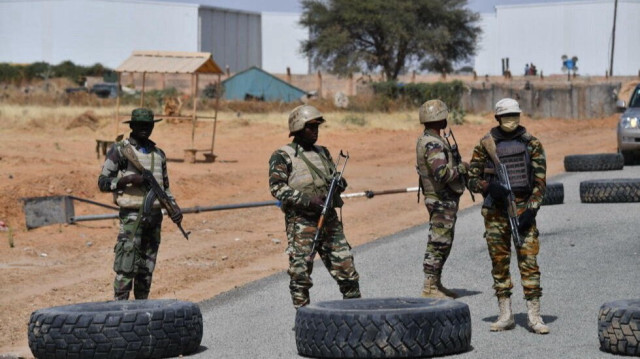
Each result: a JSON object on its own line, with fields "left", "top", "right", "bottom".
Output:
{"left": 564, "top": 153, "right": 640, "bottom": 203}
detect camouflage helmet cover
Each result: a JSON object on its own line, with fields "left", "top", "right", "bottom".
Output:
{"left": 494, "top": 98, "right": 522, "bottom": 116}
{"left": 288, "top": 105, "right": 325, "bottom": 135}
{"left": 419, "top": 100, "right": 449, "bottom": 123}
{"left": 122, "top": 108, "right": 162, "bottom": 124}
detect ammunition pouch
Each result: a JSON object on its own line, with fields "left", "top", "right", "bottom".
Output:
{"left": 113, "top": 239, "right": 138, "bottom": 274}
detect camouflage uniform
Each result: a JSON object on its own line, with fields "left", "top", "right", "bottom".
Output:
{"left": 269, "top": 141, "right": 361, "bottom": 308}
{"left": 468, "top": 126, "right": 546, "bottom": 300}
{"left": 98, "top": 137, "right": 173, "bottom": 300}
{"left": 417, "top": 129, "right": 466, "bottom": 276}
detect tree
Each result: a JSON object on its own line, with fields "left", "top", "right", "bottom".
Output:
{"left": 300, "top": 0, "right": 481, "bottom": 80}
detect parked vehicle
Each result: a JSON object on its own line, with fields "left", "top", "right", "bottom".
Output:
{"left": 90, "top": 83, "right": 118, "bottom": 98}
{"left": 616, "top": 84, "right": 640, "bottom": 163}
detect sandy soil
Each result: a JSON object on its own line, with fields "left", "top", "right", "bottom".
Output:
{"left": 0, "top": 106, "right": 619, "bottom": 357}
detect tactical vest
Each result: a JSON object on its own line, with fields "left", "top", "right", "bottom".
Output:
{"left": 484, "top": 137, "right": 533, "bottom": 194}
{"left": 416, "top": 134, "right": 465, "bottom": 195}
{"left": 279, "top": 144, "right": 334, "bottom": 198}
{"left": 115, "top": 141, "right": 165, "bottom": 209}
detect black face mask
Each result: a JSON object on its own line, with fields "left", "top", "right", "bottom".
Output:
{"left": 295, "top": 123, "right": 319, "bottom": 148}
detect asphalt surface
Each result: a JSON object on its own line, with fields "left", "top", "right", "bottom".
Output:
{"left": 195, "top": 165, "right": 640, "bottom": 359}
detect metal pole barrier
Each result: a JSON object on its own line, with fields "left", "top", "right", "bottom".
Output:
{"left": 341, "top": 187, "right": 419, "bottom": 199}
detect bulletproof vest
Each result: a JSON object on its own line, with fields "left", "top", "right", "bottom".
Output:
{"left": 416, "top": 134, "right": 465, "bottom": 195}
{"left": 279, "top": 144, "right": 334, "bottom": 198}
{"left": 485, "top": 138, "right": 532, "bottom": 194}
{"left": 115, "top": 141, "right": 165, "bottom": 209}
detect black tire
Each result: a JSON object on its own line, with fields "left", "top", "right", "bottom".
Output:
{"left": 542, "top": 182, "right": 564, "bottom": 205}
{"left": 563, "top": 153, "right": 624, "bottom": 172}
{"left": 295, "top": 297, "right": 471, "bottom": 358}
{"left": 579, "top": 179, "right": 640, "bottom": 203}
{"left": 598, "top": 299, "right": 640, "bottom": 356}
{"left": 28, "top": 299, "right": 203, "bottom": 359}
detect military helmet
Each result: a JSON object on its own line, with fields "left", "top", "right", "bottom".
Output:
{"left": 122, "top": 108, "right": 162, "bottom": 124}
{"left": 419, "top": 100, "right": 449, "bottom": 123}
{"left": 495, "top": 98, "right": 522, "bottom": 116}
{"left": 288, "top": 105, "right": 325, "bottom": 135}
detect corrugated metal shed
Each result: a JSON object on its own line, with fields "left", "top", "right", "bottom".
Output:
{"left": 222, "top": 66, "right": 306, "bottom": 102}
{"left": 116, "top": 51, "right": 223, "bottom": 74}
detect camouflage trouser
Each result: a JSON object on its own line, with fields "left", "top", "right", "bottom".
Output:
{"left": 423, "top": 192, "right": 460, "bottom": 276}
{"left": 285, "top": 210, "right": 361, "bottom": 308}
{"left": 113, "top": 209, "right": 162, "bottom": 300}
{"left": 482, "top": 207, "right": 542, "bottom": 300}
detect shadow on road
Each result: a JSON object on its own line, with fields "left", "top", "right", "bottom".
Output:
{"left": 452, "top": 289, "right": 483, "bottom": 298}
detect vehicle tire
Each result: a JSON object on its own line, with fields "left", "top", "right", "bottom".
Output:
{"left": 580, "top": 179, "right": 640, "bottom": 203}
{"left": 621, "top": 150, "right": 640, "bottom": 166}
{"left": 598, "top": 299, "right": 640, "bottom": 356}
{"left": 28, "top": 299, "right": 203, "bottom": 359}
{"left": 295, "top": 297, "right": 471, "bottom": 358}
{"left": 564, "top": 153, "right": 624, "bottom": 172}
{"left": 542, "top": 182, "right": 564, "bottom": 205}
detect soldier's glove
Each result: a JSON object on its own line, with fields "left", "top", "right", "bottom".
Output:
{"left": 170, "top": 209, "right": 183, "bottom": 224}
{"left": 116, "top": 174, "right": 144, "bottom": 190}
{"left": 309, "top": 196, "right": 326, "bottom": 212}
{"left": 337, "top": 178, "right": 348, "bottom": 192}
{"left": 517, "top": 208, "right": 536, "bottom": 234}
{"left": 458, "top": 162, "right": 470, "bottom": 175}
{"left": 487, "top": 182, "right": 510, "bottom": 199}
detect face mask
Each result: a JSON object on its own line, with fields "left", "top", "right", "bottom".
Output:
{"left": 499, "top": 115, "right": 520, "bottom": 132}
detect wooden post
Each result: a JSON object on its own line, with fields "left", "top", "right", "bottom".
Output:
{"left": 208, "top": 73, "right": 221, "bottom": 162}
{"left": 190, "top": 73, "right": 198, "bottom": 149}
{"left": 115, "top": 72, "right": 122, "bottom": 137}
{"left": 140, "top": 72, "right": 146, "bottom": 107}
{"left": 317, "top": 70, "right": 323, "bottom": 99}
{"left": 286, "top": 67, "right": 291, "bottom": 83}
{"left": 226, "top": 65, "right": 230, "bottom": 78}
{"left": 411, "top": 70, "right": 416, "bottom": 83}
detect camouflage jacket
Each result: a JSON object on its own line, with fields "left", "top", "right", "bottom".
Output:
{"left": 98, "top": 136, "right": 173, "bottom": 199}
{"left": 416, "top": 129, "right": 465, "bottom": 196}
{"left": 269, "top": 141, "right": 339, "bottom": 216}
{"left": 468, "top": 126, "right": 546, "bottom": 210}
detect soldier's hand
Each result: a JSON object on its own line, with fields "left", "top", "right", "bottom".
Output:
{"left": 116, "top": 174, "right": 144, "bottom": 189}
{"left": 487, "top": 182, "right": 510, "bottom": 199}
{"left": 458, "top": 162, "right": 470, "bottom": 174}
{"left": 170, "top": 210, "right": 183, "bottom": 224}
{"left": 309, "top": 196, "right": 325, "bottom": 211}
{"left": 338, "top": 178, "right": 348, "bottom": 192}
{"left": 517, "top": 208, "right": 536, "bottom": 234}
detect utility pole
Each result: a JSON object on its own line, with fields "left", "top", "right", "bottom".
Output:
{"left": 609, "top": 0, "right": 618, "bottom": 76}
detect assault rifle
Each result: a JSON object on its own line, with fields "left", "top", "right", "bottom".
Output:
{"left": 122, "top": 144, "right": 190, "bottom": 240}
{"left": 480, "top": 136, "right": 522, "bottom": 248}
{"left": 444, "top": 129, "right": 475, "bottom": 202}
{"left": 305, "top": 151, "right": 349, "bottom": 263}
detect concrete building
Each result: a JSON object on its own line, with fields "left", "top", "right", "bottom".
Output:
{"left": 474, "top": 0, "right": 640, "bottom": 76}
{"left": 0, "top": 0, "right": 263, "bottom": 73}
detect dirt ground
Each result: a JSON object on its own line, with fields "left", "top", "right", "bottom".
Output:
{"left": 0, "top": 104, "right": 620, "bottom": 357}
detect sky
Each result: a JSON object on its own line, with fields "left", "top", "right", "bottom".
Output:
{"left": 155, "top": 0, "right": 590, "bottom": 13}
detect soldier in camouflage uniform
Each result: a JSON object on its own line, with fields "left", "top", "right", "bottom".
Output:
{"left": 468, "top": 98, "right": 549, "bottom": 334}
{"left": 416, "top": 99, "right": 469, "bottom": 299}
{"left": 98, "top": 108, "right": 182, "bottom": 300}
{"left": 269, "top": 105, "right": 361, "bottom": 309}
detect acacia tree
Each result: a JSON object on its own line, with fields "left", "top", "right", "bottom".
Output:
{"left": 300, "top": 0, "right": 481, "bottom": 80}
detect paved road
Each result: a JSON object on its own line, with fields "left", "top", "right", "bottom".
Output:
{"left": 195, "top": 165, "right": 640, "bottom": 358}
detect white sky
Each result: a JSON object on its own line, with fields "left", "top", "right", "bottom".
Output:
{"left": 154, "top": 0, "right": 596, "bottom": 14}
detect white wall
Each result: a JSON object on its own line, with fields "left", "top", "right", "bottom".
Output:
{"left": 261, "top": 12, "right": 309, "bottom": 74}
{"left": 0, "top": 0, "right": 199, "bottom": 68}
{"left": 473, "top": 0, "right": 640, "bottom": 76}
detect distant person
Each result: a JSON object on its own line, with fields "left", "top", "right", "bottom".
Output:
{"left": 268, "top": 105, "right": 361, "bottom": 309}
{"left": 468, "top": 98, "right": 550, "bottom": 334}
{"left": 98, "top": 108, "right": 183, "bottom": 300}
{"left": 415, "top": 99, "right": 469, "bottom": 298}
{"left": 524, "top": 64, "right": 530, "bottom": 76}
{"left": 531, "top": 64, "right": 537, "bottom": 76}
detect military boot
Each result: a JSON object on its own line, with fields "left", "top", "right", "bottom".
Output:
{"left": 436, "top": 277, "right": 458, "bottom": 299}
{"left": 421, "top": 274, "right": 448, "bottom": 299}
{"left": 526, "top": 298, "right": 550, "bottom": 334}
{"left": 490, "top": 296, "right": 515, "bottom": 331}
